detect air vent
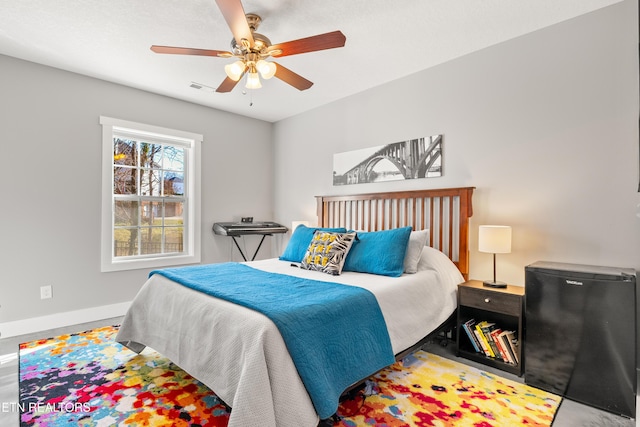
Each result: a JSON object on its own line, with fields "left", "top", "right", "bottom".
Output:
{"left": 189, "top": 82, "right": 216, "bottom": 92}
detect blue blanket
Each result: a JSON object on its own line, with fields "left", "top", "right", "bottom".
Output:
{"left": 150, "top": 262, "right": 394, "bottom": 419}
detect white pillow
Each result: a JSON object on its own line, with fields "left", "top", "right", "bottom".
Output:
{"left": 417, "top": 245, "right": 465, "bottom": 288}
{"left": 403, "top": 229, "right": 429, "bottom": 274}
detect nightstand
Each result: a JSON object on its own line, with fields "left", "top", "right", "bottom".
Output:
{"left": 456, "top": 280, "right": 524, "bottom": 376}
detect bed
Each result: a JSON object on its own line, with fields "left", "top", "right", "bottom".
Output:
{"left": 116, "top": 187, "right": 475, "bottom": 427}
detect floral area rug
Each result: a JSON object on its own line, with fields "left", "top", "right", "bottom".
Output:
{"left": 336, "top": 351, "right": 561, "bottom": 426}
{"left": 19, "top": 325, "right": 229, "bottom": 426}
{"left": 19, "top": 325, "right": 561, "bottom": 426}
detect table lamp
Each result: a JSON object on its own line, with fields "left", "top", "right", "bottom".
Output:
{"left": 478, "top": 225, "right": 512, "bottom": 288}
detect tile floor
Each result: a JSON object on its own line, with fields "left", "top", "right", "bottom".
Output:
{"left": 0, "top": 318, "right": 637, "bottom": 427}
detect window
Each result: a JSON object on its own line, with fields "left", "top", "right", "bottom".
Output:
{"left": 100, "top": 117, "right": 202, "bottom": 272}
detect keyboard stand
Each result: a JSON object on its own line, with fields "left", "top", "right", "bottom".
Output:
{"left": 230, "top": 234, "right": 269, "bottom": 261}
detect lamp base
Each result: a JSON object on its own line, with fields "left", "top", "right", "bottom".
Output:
{"left": 483, "top": 280, "right": 507, "bottom": 288}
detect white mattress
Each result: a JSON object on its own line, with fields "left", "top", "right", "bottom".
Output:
{"left": 116, "top": 246, "right": 462, "bottom": 427}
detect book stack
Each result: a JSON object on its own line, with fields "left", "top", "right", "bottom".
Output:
{"left": 461, "top": 319, "right": 519, "bottom": 365}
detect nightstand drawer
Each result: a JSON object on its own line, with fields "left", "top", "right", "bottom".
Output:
{"left": 459, "top": 287, "right": 521, "bottom": 316}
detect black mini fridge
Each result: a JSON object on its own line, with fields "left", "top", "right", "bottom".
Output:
{"left": 524, "top": 261, "right": 637, "bottom": 418}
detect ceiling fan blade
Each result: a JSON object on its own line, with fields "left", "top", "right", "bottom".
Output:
{"left": 273, "top": 63, "right": 313, "bottom": 91}
{"left": 269, "top": 30, "right": 346, "bottom": 58}
{"left": 216, "top": 75, "right": 243, "bottom": 93}
{"left": 151, "top": 45, "right": 231, "bottom": 57}
{"left": 215, "top": 0, "right": 254, "bottom": 47}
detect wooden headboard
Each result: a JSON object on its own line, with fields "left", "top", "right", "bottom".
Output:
{"left": 316, "top": 187, "right": 475, "bottom": 279}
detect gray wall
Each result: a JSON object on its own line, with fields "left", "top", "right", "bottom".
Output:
{"left": 0, "top": 55, "right": 274, "bottom": 323}
{"left": 273, "top": 1, "right": 640, "bottom": 286}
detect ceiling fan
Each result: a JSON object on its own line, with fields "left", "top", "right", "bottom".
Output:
{"left": 150, "top": 0, "right": 346, "bottom": 93}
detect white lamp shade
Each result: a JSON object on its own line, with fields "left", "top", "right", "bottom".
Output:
{"left": 478, "top": 225, "right": 512, "bottom": 254}
{"left": 224, "top": 60, "right": 245, "bottom": 81}
{"left": 256, "top": 60, "right": 277, "bottom": 79}
{"left": 245, "top": 72, "right": 262, "bottom": 89}
{"left": 291, "top": 220, "right": 310, "bottom": 232}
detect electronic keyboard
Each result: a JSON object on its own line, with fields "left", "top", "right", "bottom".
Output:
{"left": 212, "top": 221, "right": 288, "bottom": 236}
{"left": 212, "top": 221, "right": 288, "bottom": 261}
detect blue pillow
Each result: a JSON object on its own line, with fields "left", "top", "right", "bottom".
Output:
{"left": 280, "top": 225, "right": 347, "bottom": 262}
{"left": 343, "top": 226, "right": 412, "bottom": 277}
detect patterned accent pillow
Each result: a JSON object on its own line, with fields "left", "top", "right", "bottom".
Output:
{"left": 301, "top": 231, "right": 356, "bottom": 275}
{"left": 279, "top": 225, "right": 347, "bottom": 262}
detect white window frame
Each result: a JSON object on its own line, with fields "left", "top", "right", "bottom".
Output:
{"left": 100, "top": 116, "right": 202, "bottom": 272}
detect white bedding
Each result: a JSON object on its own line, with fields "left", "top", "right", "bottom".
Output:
{"left": 116, "top": 246, "right": 462, "bottom": 427}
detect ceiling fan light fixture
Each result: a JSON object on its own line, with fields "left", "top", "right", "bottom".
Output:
{"left": 245, "top": 71, "right": 262, "bottom": 89}
{"left": 150, "top": 4, "right": 346, "bottom": 94}
{"left": 256, "top": 60, "right": 277, "bottom": 80}
{"left": 224, "top": 60, "right": 245, "bottom": 81}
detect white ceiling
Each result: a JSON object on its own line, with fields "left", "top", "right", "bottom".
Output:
{"left": 0, "top": 0, "right": 623, "bottom": 122}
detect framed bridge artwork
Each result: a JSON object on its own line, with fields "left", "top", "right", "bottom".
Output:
{"left": 333, "top": 135, "right": 443, "bottom": 186}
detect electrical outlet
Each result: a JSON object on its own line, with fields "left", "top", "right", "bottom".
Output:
{"left": 40, "top": 285, "right": 52, "bottom": 299}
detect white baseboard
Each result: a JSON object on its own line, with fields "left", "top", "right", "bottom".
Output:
{"left": 0, "top": 301, "right": 131, "bottom": 339}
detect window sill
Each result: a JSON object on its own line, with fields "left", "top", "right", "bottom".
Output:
{"left": 101, "top": 253, "right": 200, "bottom": 273}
